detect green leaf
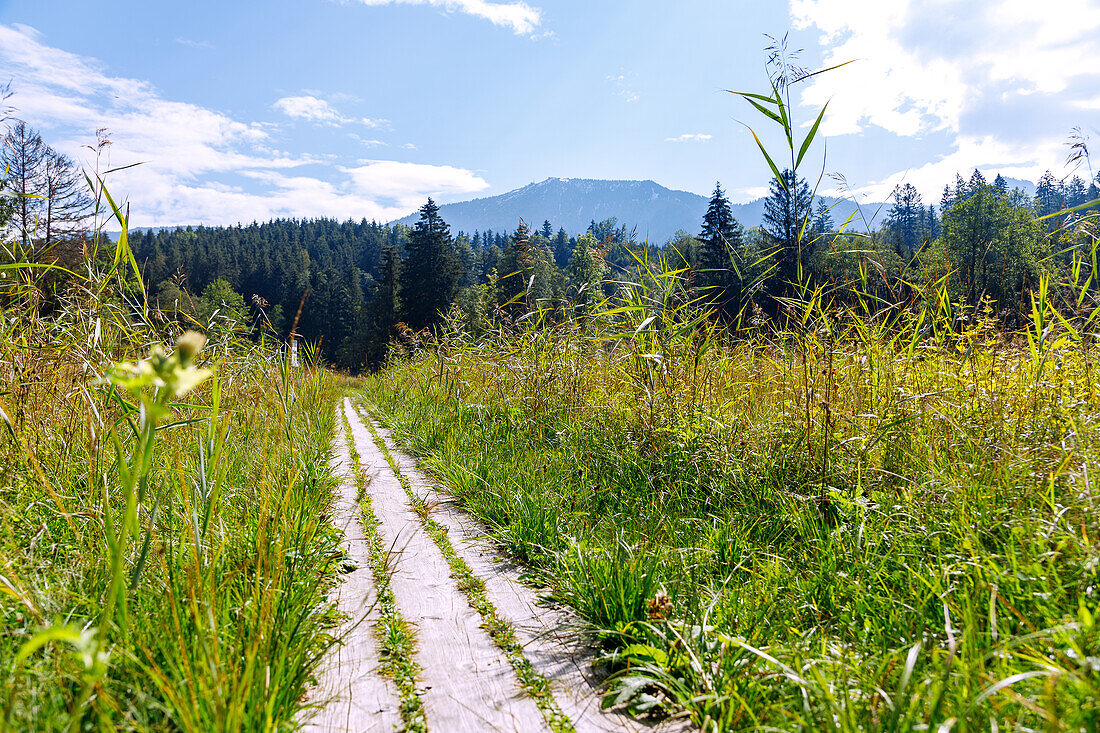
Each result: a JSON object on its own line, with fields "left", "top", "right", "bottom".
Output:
{"left": 602, "top": 675, "right": 651, "bottom": 709}
{"left": 14, "top": 626, "right": 84, "bottom": 668}
{"left": 796, "top": 101, "right": 829, "bottom": 169}
{"left": 730, "top": 90, "right": 779, "bottom": 105}
{"left": 1037, "top": 197, "right": 1100, "bottom": 220}
{"left": 771, "top": 80, "right": 793, "bottom": 149}
{"left": 633, "top": 316, "right": 657, "bottom": 336}
{"left": 795, "top": 59, "right": 857, "bottom": 84}
{"left": 741, "top": 95, "right": 783, "bottom": 125}
{"left": 747, "top": 127, "right": 788, "bottom": 193}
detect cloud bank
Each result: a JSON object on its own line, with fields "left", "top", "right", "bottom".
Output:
{"left": 0, "top": 24, "right": 489, "bottom": 226}
{"left": 352, "top": 0, "right": 542, "bottom": 35}
{"left": 272, "top": 94, "right": 386, "bottom": 128}
{"left": 792, "top": 0, "right": 1100, "bottom": 199}
{"left": 666, "top": 133, "right": 712, "bottom": 143}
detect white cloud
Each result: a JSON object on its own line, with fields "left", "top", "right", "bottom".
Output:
{"left": 607, "top": 73, "right": 639, "bottom": 103}
{"left": 734, "top": 186, "right": 770, "bottom": 202}
{"left": 846, "top": 134, "right": 1067, "bottom": 203}
{"left": 0, "top": 24, "right": 488, "bottom": 225}
{"left": 272, "top": 94, "right": 385, "bottom": 127}
{"left": 791, "top": 0, "right": 1100, "bottom": 196}
{"left": 174, "top": 37, "right": 212, "bottom": 49}
{"left": 342, "top": 160, "right": 489, "bottom": 209}
{"left": 352, "top": 0, "right": 541, "bottom": 35}
{"left": 666, "top": 133, "right": 712, "bottom": 143}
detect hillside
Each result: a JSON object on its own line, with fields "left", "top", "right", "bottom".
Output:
{"left": 395, "top": 177, "right": 887, "bottom": 241}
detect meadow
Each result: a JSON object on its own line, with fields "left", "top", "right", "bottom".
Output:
{"left": 361, "top": 264, "right": 1100, "bottom": 730}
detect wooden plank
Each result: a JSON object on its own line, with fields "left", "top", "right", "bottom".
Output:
{"left": 371, "top": 423, "right": 694, "bottom": 733}
{"left": 299, "top": 413, "right": 402, "bottom": 733}
{"left": 345, "top": 402, "right": 550, "bottom": 733}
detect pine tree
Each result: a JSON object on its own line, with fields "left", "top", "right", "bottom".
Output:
{"left": 761, "top": 169, "right": 813, "bottom": 291}
{"left": 540, "top": 219, "right": 553, "bottom": 240}
{"left": 993, "top": 174, "right": 1008, "bottom": 196}
{"left": 400, "top": 198, "right": 461, "bottom": 331}
{"left": 697, "top": 182, "right": 744, "bottom": 315}
{"left": 812, "top": 200, "right": 834, "bottom": 238}
{"left": 496, "top": 220, "right": 531, "bottom": 317}
{"left": 1034, "top": 171, "right": 1065, "bottom": 234}
{"left": 887, "top": 183, "right": 924, "bottom": 260}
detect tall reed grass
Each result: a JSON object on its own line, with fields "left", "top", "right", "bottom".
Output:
{"left": 361, "top": 218, "right": 1100, "bottom": 730}
{"left": 0, "top": 186, "right": 344, "bottom": 730}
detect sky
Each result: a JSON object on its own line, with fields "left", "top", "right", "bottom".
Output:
{"left": 0, "top": 0, "right": 1097, "bottom": 227}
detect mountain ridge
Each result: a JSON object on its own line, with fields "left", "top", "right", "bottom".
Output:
{"left": 395, "top": 177, "right": 884, "bottom": 242}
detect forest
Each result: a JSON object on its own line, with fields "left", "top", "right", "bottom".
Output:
{"left": 6, "top": 114, "right": 1096, "bottom": 373}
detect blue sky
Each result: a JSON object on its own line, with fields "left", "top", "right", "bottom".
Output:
{"left": 1, "top": 0, "right": 1097, "bottom": 227}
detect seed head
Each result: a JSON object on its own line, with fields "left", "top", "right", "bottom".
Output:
{"left": 176, "top": 331, "right": 206, "bottom": 364}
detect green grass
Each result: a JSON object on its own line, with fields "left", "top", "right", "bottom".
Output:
{"left": 0, "top": 204, "right": 348, "bottom": 730}
{"left": 359, "top": 294, "right": 1100, "bottom": 730}
{"left": 339, "top": 407, "right": 427, "bottom": 732}
{"left": 354, "top": 401, "right": 576, "bottom": 733}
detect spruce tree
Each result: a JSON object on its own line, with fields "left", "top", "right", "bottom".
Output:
{"left": 540, "top": 219, "right": 553, "bottom": 240}
{"left": 761, "top": 169, "right": 813, "bottom": 291}
{"left": 887, "top": 183, "right": 924, "bottom": 260}
{"left": 812, "top": 200, "right": 834, "bottom": 238}
{"left": 552, "top": 227, "right": 570, "bottom": 269}
{"left": 496, "top": 220, "right": 531, "bottom": 317}
{"left": 1065, "top": 176, "right": 1088, "bottom": 208}
{"left": 697, "top": 182, "right": 744, "bottom": 315}
{"left": 1034, "top": 171, "right": 1066, "bottom": 234}
{"left": 400, "top": 198, "right": 461, "bottom": 331}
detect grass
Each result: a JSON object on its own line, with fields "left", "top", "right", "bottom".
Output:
{"left": 0, "top": 199, "right": 346, "bottom": 730}
{"left": 353, "top": 401, "right": 576, "bottom": 733}
{"left": 358, "top": 278, "right": 1100, "bottom": 730}
{"left": 338, "top": 405, "right": 427, "bottom": 732}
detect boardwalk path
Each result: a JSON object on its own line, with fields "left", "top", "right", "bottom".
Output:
{"left": 301, "top": 398, "right": 690, "bottom": 732}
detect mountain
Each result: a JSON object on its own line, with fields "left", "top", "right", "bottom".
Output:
{"left": 395, "top": 177, "right": 884, "bottom": 242}
{"left": 1002, "top": 177, "right": 1036, "bottom": 198}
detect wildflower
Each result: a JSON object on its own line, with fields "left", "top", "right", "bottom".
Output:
{"left": 646, "top": 590, "right": 673, "bottom": 621}
{"left": 105, "top": 331, "right": 212, "bottom": 420}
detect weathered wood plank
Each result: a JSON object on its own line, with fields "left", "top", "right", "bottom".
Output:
{"left": 345, "top": 402, "right": 550, "bottom": 733}
{"left": 372, "top": 423, "right": 694, "bottom": 733}
{"left": 300, "top": 413, "right": 402, "bottom": 733}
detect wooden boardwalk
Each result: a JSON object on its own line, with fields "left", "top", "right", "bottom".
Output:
{"left": 300, "top": 399, "right": 691, "bottom": 732}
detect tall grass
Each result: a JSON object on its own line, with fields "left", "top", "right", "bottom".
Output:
{"left": 0, "top": 190, "right": 344, "bottom": 730}
{"left": 361, "top": 217, "right": 1100, "bottom": 729}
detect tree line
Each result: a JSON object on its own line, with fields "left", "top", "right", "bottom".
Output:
{"left": 3, "top": 119, "right": 1098, "bottom": 371}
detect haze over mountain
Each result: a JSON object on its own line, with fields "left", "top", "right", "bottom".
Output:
{"left": 396, "top": 178, "right": 888, "bottom": 242}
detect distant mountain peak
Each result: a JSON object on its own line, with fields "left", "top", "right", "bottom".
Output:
{"left": 394, "top": 177, "right": 879, "bottom": 240}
